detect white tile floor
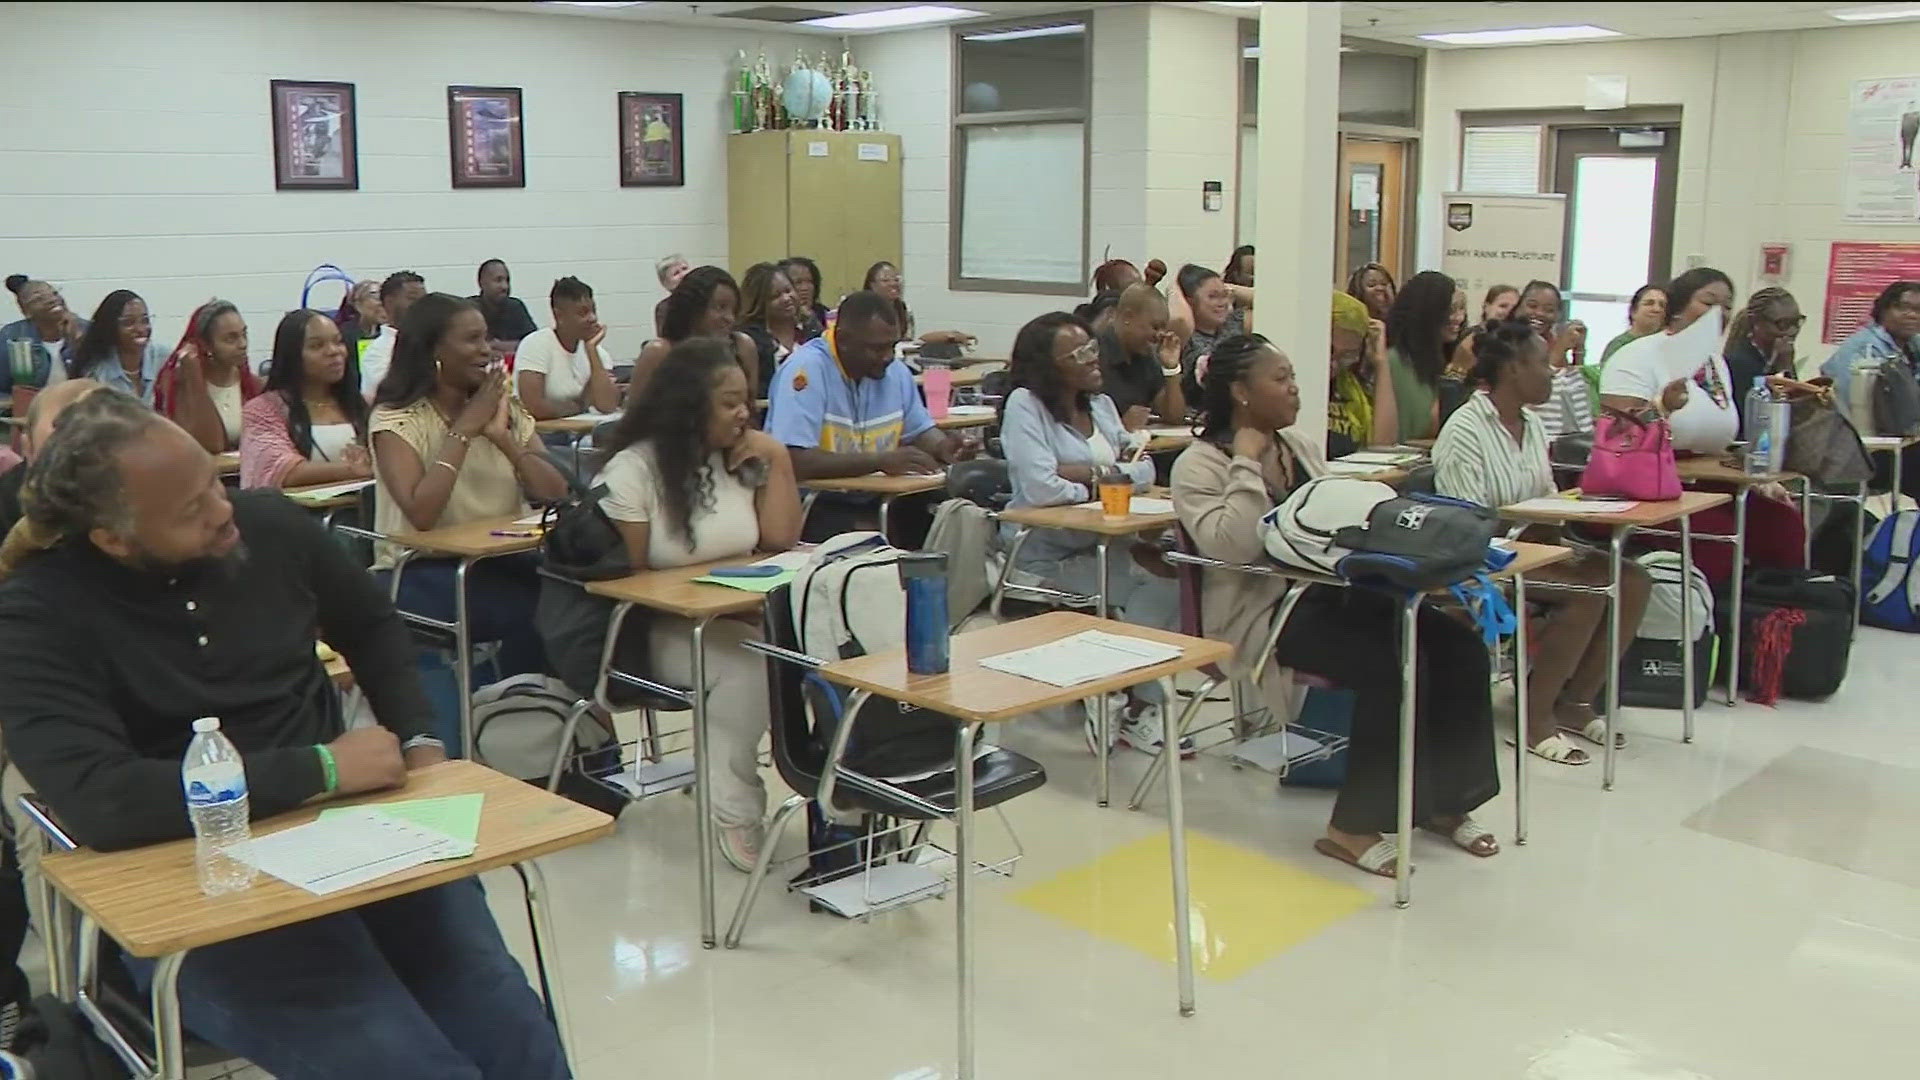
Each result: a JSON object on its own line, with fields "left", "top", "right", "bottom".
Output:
{"left": 449, "top": 623, "right": 1920, "bottom": 1080}
{"left": 119, "top": 624, "right": 1920, "bottom": 1078}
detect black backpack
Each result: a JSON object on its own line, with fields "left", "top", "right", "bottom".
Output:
{"left": 1714, "top": 569, "right": 1855, "bottom": 702}
{"left": 1332, "top": 493, "right": 1500, "bottom": 592}
{"left": 1873, "top": 356, "right": 1920, "bottom": 437}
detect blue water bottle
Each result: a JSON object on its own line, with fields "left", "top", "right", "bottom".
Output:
{"left": 899, "top": 553, "right": 951, "bottom": 675}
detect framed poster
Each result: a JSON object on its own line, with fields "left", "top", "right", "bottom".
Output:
{"left": 619, "top": 92, "right": 684, "bottom": 187}
{"left": 269, "top": 79, "right": 358, "bottom": 190}
{"left": 1845, "top": 77, "right": 1920, "bottom": 223}
{"left": 1825, "top": 241, "right": 1920, "bottom": 343}
{"left": 447, "top": 85, "right": 525, "bottom": 189}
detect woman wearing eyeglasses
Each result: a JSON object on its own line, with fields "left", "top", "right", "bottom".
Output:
{"left": 1722, "top": 287, "right": 1805, "bottom": 427}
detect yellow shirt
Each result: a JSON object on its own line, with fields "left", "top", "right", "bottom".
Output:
{"left": 369, "top": 397, "right": 536, "bottom": 568}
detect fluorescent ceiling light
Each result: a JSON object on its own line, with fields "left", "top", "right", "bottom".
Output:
{"left": 1419, "top": 25, "right": 1622, "bottom": 46}
{"left": 1209, "top": 2, "right": 1263, "bottom": 7}
{"left": 963, "top": 24, "right": 1084, "bottom": 42}
{"left": 801, "top": 5, "right": 986, "bottom": 31}
{"left": 540, "top": 1, "right": 647, "bottom": 7}
{"left": 1830, "top": 5, "right": 1920, "bottom": 21}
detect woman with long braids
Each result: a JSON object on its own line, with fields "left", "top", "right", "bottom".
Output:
{"left": 239, "top": 309, "right": 372, "bottom": 489}
{"left": 1381, "top": 269, "right": 1458, "bottom": 441}
{"left": 1721, "top": 286, "right": 1805, "bottom": 425}
{"left": 593, "top": 337, "right": 803, "bottom": 871}
{"left": 153, "top": 299, "right": 264, "bottom": 453}
{"left": 1171, "top": 333, "right": 1500, "bottom": 877}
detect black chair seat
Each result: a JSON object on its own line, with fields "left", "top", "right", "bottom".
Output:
{"left": 819, "top": 746, "right": 1047, "bottom": 821}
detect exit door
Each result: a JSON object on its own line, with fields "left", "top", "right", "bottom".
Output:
{"left": 1551, "top": 126, "right": 1679, "bottom": 331}
{"left": 1337, "top": 137, "right": 1408, "bottom": 285}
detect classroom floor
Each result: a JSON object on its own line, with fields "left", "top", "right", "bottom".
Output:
{"left": 188, "top": 624, "right": 1920, "bottom": 1079}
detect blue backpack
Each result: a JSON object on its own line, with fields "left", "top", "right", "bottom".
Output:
{"left": 1861, "top": 510, "right": 1920, "bottom": 631}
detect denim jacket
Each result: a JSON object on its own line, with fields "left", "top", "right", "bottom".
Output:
{"left": 1820, "top": 323, "right": 1920, "bottom": 424}
{"left": 1000, "top": 387, "right": 1154, "bottom": 563}
{"left": 0, "top": 318, "right": 87, "bottom": 393}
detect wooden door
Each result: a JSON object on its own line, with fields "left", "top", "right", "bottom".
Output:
{"left": 1335, "top": 137, "right": 1407, "bottom": 286}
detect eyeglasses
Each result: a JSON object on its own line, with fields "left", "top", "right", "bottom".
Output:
{"left": 1060, "top": 340, "right": 1099, "bottom": 364}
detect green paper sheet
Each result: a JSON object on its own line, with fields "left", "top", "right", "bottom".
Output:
{"left": 692, "top": 568, "right": 797, "bottom": 593}
{"left": 320, "top": 793, "right": 484, "bottom": 845}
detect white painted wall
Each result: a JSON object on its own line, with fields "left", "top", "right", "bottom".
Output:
{"left": 1418, "top": 22, "right": 1920, "bottom": 362}
{"left": 0, "top": 0, "right": 808, "bottom": 358}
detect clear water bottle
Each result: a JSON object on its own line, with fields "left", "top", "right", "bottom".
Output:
{"left": 1744, "top": 377, "right": 1773, "bottom": 477}
{"left": 0, "top": 1049, "right": 33, "bottom": 1078}
{"left": 182, "top": 717, "right": 256, "bottom": 896}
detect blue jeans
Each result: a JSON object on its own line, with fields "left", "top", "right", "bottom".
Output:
{"left": 382, "top": 553, "right": 548, "bottom": 680}
{"left": 123, "top": 879, "right": 568, "bottom": 1080}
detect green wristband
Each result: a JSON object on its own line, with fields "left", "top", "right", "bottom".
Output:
{"left": 315, "top": 744, "right": 338, "bottom": 794}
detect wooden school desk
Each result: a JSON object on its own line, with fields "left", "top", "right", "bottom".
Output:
{"left": 584, "top": 556, "right": 771, "bottom": 949}
{"left": 35, "top": 760, "right": 612, "bottom": 1079}
{"left": 818, "top": 612, "right": 1230, "bottom": 1076}
{"left": 798, "top": 471, "right": 947, "bottom": 539}
{"left": 381, "top": 517, "right": 545, "bottom": 757}
{"left": 995, "top": 492, "right": 1178, "bottom": 805}
{"left": 1500, "top": 491, "right": 1730, "bottom": 790}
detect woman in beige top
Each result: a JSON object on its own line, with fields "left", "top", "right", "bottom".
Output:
{"left": 1170, "top": 333, "right": 1500, "bottom": 879}
{"left": 371, "top": 292, "right": 568, "bottom": 685}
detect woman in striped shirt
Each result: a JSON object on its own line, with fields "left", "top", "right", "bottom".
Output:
{"left": 1434, "top": 319, "right": 1650, "bottom": 765}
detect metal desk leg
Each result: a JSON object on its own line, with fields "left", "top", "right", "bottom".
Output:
{"left": 1853, "top": 480, "right": 1868, "bottom": 632}
{"left": 455, "top": 557, "right": 478, "bottom": 760}
{"left": 1726, "top": 489, "right": 1748, "bottom": 707}
{"left": 1896, "top": 448, "right": 1907, "bottom": 512}
{"left": 1094, "top": 537, "right": 1112, "bottom": 808}
{"left": 1395, "top": 597, "right": 1420, "bottom": 908}
{"left": 1512, "top": 573, "right": 1529, "bottom": 846}
{"left": 42, "top": 880, "right": 73, "bottom": 1001}
{"left": 954, "top": 719, "right": 980, "bottom": 1079}
{"left": 1680, "top": 515, "right": 1696, "bottom": 744}
{"left": 1162, "top": 674, "right": 1217, "bottom": 1017}
{"left": 152, "top": 951, "right": 187, "bottom": 1080}
{"left": 878, "top": 495, "right": 895, "bottom": 543}
{"left": 513, "top": 860, "right": 572, "bottom": 1061}
{"left": 1604, "top": 528, "right": 1626, "bottom": 791}
{"left": 690, "top": 615, "right": 718, "bottom": 948}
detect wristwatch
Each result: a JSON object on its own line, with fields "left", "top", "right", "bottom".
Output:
{"left": 403, "top": 735, "right": 446, "bottom": 753}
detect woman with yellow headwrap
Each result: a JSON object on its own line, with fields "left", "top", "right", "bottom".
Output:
{"left": 1326, "top": 290, "right": 1397, "bottom": 456}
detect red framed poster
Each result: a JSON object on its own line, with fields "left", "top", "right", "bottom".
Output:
{"left": 1825, "top": 241, "right": 1920, "bottom": 343}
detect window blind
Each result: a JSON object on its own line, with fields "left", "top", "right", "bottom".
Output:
{"left": 1460, "top": 125, "right": 1542, "bottom": 194}
{"left": 958, "top": 122, "right": 1085, "bottom": 284}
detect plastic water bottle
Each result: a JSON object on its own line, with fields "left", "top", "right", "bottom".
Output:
{"left": 0, "top": 1050, "right": 34, "bottom": 1078}
{"left": 1744, "top": 377, "right": 1773, "bottom": 477}
{"left": 182, "top": 718, "right": 256, "bottom": 896}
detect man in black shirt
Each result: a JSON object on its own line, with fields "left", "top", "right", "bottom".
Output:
{"left": 1095, "top": 284, "right": 1187, "bottom": 426}
{"left": 0, "top": 394, "right": 567, "bottom": 1079}
{"left": 470, "top": 257, "right": 538, "bottom": 354}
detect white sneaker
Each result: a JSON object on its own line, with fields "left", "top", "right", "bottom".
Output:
{"left": 1116, "top": 701, "right": 1197, "bottom": 759}
{"left": 717, "top": 821, "right": 765, "bottom": 873}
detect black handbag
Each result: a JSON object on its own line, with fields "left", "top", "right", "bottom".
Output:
{"left": 1714, "top": 569, "right": 1854, "bottom": 701}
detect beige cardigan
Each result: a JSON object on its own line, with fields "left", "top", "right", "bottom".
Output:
{"left": 1168, "top": 428, "right": 1327, "bottom": 724}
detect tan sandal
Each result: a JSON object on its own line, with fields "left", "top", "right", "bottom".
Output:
{"left": 1421, "top": 816, "right": 1499, "bottom": 857}
{"left": 1313, "top": 836, "right": 1404, "bottom": 879}
{"left": 1527, "top": 732, "right": 1590, "bottom": 766}
{"left": 1562, "top": 716, "right": 1626, "bottom": 749}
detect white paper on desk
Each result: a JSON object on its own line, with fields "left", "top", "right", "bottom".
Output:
{"left": 286, "top": 478, "right": 376, "bottom": 501}
{"left": 1072, "top": 496, "right": 1174, "bottom": 515}
{"left": 1506, "top": 497, "right": 1639, "bottom": 515}
{"left": 980, "top": 630, "right": 1182, "bottom": 687}
{"left": 1145, "top": 426, "right": 1192, "bottom": 439}
{"left": 235, "top": 809, "right": 473, "bottom": 896}
{"left": 1325, "top": 460, "right": 1394, "bottom": 475}
{"left": 512, "top": 511, "right": 547, "bottom": 526}
{"left": 945, "top": 404, "right": 995, "bottom": 417}
{"left": 558, "top": 410, "right": 612, "bottom": 422}
{"left": 1337, "top": 450, "right": 1422, "bottom": 466}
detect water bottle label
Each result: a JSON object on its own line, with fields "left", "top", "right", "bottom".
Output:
{"left": 184, "top": 763, "right": 247, "bottom": 805}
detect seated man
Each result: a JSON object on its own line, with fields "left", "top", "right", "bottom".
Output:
{"left": 765, "top": 289, "right": 970, "bottom": 544}
{"left": 0, "top": 392, "right": 567, "bottom": 1080}
{"left": 469, "top": 258, "right": 538, "bottom": 356}
{"left": 0, "top": 377, "right": 106, "bottom": 534}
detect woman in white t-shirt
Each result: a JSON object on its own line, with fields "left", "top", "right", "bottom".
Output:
{"left": 513, "top": 275, "right": 620, "bottom": 420}
{"left": 1598, "top": 267, "right": 1806, "bottom": 583}
{"left": 595, "top": 337, "right": 804, "bottom": 872}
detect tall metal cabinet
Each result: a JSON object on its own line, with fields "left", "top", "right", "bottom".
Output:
{"left": 727, "top": 130, "right": 903, "bottom": 305}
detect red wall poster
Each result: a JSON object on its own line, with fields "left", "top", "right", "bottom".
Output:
{"left": 1826, "top": 241, "right": 1920, "bottom": 343}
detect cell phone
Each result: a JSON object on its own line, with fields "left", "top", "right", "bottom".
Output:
{"left": 708, "top": 564, "right": 784, "bottom": 578}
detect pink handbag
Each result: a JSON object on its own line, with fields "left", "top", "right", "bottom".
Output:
{"left": 1583, "top": 411, "right": 1681, "bottom": 500}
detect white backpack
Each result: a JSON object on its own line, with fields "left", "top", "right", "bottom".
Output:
{"left": 471, "top": 673, "right": 612, "bottom": 782}
{"left": 1258, "top": 476, "right": 1399, "bottom": 577}
{"left": 1634, "top": 551, "right": 1712, "bottom": 643}
{"left": 792, "top": 531, "right": 907, "bottom": 661}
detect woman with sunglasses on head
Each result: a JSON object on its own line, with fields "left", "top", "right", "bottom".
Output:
{"left": 999, "top": 311, "right": 1182, "bottom": 756}
{"left": 240, "top": 309, "right": 372, "bottom": 489}
{"left": 153, "top": 300, "right": 264, "bottom": 453}
{"left": 1171, "top": 333, "right": 1500, "bottom": 876}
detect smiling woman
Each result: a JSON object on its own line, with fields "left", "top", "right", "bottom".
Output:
{"left": 69, "top": 289, "right": 168, "bottom": 405}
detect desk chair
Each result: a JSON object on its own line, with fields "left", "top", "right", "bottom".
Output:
{"left": 16, "top": 797, "right": 246, "bottom": 1079}
{"left": 723, "top": 585, "right": 1047, "bottom": 948}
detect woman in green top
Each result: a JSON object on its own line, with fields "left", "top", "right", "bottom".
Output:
{"left": 1382, "top": 270, "right": 1457, "bottom": 442}
{"left": 1600, "top": 284, "right": 1667, "bottom": 363}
